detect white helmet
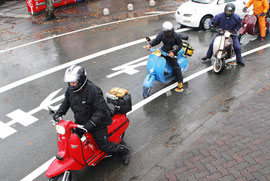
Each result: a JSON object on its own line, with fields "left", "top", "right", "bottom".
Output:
{"left": 64, "top": 65, "right": 87, "bottom": 92}
{"left": 162, "top": 21, "right": 174, "bottom": 32}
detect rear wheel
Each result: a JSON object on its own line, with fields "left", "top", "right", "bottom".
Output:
{"left": 213, "top": 58, "right": 225, "bottom": 74}
{"left": 143, "top": 86, "right": 151, "bottom": 99}
{"left": 200, "top": 15, "right": 212, "bottom": 30}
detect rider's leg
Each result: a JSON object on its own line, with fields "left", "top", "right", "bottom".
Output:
{"left": 166, "top": 56, "right": 184, "bottom": 92}
{"left": 202, "top": 39, "right": 214, "bottom": 60}
{"left": 91, "top": 127, "right": 130, "bottom": 165}
{"left": 258, "top": 16, "right": 266, "bottom": 41}
{"left": 233, "top": 36, "right": 245, "bottom": 67}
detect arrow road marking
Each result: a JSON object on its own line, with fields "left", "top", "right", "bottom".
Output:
{"left": 106, "top": 56, "right": 148, "bottom": 78}
{"left": 0, "top": 89, "right": 63, "bottom": 139}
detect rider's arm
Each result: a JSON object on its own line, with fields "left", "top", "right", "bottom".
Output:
{"left": 56, "top": 90, "right": 70, "bottom": 116}
{"left": 246, "top": 0, "right": 255, "bottom": 9}
{"left": 209, "top": 14, "right": 220, "bottom": 28}
{"left": 149, "top": 32, "right": 163, "bottom": 47}
{"left": 235, "top": 15, "right": 242, "bottom": 31}
{"left": 262, "top": 0, "right": 269, "bottom": 13}
{"left": 87, "top": 87, "right": 107, "bottom": 127}
{"left": 172, "top": 33, "right": 183, "bottom": 55}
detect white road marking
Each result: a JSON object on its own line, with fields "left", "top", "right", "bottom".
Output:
{"left": 0, "top": 11, "right": 175, "bottom": 54}
{"left": 106, "top": 56, "right": 148, "bottom": 78}
{"left": 1, "top": 89, "right": 63, "bottom": 139}
{"left": 20, "top": 43, "right": 270, "bottom": 181}
{"left": 0, "top": 28, "right": 190, "bottom": 94}
{"left": 20, "top": 157, "right": 55, "bottom": 181}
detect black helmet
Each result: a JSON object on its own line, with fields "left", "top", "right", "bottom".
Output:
{"left": 224, "top": 3, "right": 235, "bottom": 17}
{"left": 64, "top": 65, "right": 87, "bottom": 92}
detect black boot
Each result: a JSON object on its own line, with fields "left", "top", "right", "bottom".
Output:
{"left": 114, "top": 145, "right": 130, "bottom": 165}
{"left": 202, "top": 55, "right": 210, "bottom": 61}
{"left": 237, "top": 61, "right": 245, "bottom": 67}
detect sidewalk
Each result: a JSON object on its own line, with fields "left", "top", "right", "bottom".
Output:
{"left": 0, "top": 0, "right": 181, "bottom": 49}
{"left": 144, "top": 71, "right": 270, "bottom": 180}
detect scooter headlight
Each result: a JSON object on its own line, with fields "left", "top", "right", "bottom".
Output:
{"left": 150, "top": 69, "right": 154, "bottom": 73}
{"left": 56, "top": 125, "right": 66, "bottom": 135}
{"left": 224, "top": 31, "right": 231, "bottom": 38}
{"left": 154, "top": 49, "right": 162, "bottom": 56}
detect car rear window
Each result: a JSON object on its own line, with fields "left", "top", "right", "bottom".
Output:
{"left": 191, "top": 0, "right": 214, "bottom": 4}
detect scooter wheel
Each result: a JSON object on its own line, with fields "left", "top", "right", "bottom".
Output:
{"left": 143, "top": 86, "right": 151, "bottom": 99}
{"left": 238, "top": 34, "right": 244, "bottom": 44}
{"left": 213, "top": 59, "right": 225, "bottom": 74}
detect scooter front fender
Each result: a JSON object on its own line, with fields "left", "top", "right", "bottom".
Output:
{"left": 238, "top": 27, "right": 248, "bottom": 35}
{"left": 143, "top": 74, "right": 156, "bottom": 88}
{"left": 46, "top": 157, "right": 84, "bottom": 178}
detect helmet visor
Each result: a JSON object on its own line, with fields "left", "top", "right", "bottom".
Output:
{"left": 64, "top": 72, "right": 79, "bottom": 83}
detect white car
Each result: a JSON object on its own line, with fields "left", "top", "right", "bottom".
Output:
{"left": 175, "top": 0, "right": 246, "bottom": 30}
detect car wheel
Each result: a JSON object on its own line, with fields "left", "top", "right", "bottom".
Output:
{"left": 200, "top": 15, "right": 212, "bottom": 30}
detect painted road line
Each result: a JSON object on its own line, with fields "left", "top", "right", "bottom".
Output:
{"left": 0, "top": 11, "right": 175, "bottom": 54}
{"left": 20, "top": 43, "right": 270, "bottom": 181}
{"left": 0, "top": 28, "right": 190, "bottom": 94}
{"left": 20, "top": 157, "right": 55, "bottom": 181}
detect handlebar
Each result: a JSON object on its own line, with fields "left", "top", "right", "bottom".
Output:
{"left": 144, "top": 46, "right": 177, "bottom": 58}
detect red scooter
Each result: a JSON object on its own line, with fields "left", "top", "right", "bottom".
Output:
{"left": 238, "top": 10, "right": 270, "bottom": 43}
{"left": 46, "top": 94, "right": 131, "bottom": 181}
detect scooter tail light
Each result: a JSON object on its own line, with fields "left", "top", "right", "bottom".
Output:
{"left": 56, "top": 125, "right": 66, "bottom": 135}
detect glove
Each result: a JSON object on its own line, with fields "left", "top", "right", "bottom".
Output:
{"left": 53, "top": 113, "right": 62, "bottom": 121}
{"left": 210, "top": 26, "right": 216, "bottom": 33}
{"left": 84, "top": 122, "right": 95, "bottom": 132}
{"left": 259, "top": 12, "right": 265, "bottom": 17}
{"left": 242, "top": 7, "right": 247, "bottom": 13}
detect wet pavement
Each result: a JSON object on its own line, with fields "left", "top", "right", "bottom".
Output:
{"left": 145, "top": 63, "right": 270, "bottom": 181}
{"left": 1, "top": 0, "right": 270, "bottom": 181}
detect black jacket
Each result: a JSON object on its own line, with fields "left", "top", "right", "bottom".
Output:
{"left": 150, "top": 31, "right": 183, "bottom": 54}
{"left": 56, "top": 80, "right": 112, "bottom": 129}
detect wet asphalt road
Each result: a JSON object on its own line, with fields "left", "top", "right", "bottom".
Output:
{"left": 1, "top": 2, "right": 270, "bottom": 181}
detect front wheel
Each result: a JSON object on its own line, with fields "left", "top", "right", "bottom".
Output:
{"left": 49, "top": 171, "right": 72, "bottom": 181}
{"left": 213, "top": 58, "right": 225, "bottom": 74}
{"left": 238, "top": 34, "right": 244, "bottom": 44}
{"left": 143, "top": 86, "right": 151, "bottom": 99}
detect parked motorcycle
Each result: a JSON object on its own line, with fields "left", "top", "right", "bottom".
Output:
{"left": 142, "top": 35, "right": 193, "bottom": 98}
{"left": 212, "top": 29, "right": 237, "bottom": 74}
{"left": 46, "top": 88, "right": 131, "bottom": 181}
{"left": 238, "top": 10, "right": 270, "bottom": 43}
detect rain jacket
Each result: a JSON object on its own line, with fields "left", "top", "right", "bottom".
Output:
{"left": 149, "top": 31, "right": 183, "bottom": 54}
{"left": 246, "top": 0, "right": 269, "bottom": 15}
{"left": 56, "top": 80, "right": 112, "bottom": 129}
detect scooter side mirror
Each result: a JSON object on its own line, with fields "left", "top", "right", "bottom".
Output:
{"left": 48, "top": 107, "right": 55, "bottom": 116}
{"left": 145, "top": 37, "right": 151, "bottom": 42}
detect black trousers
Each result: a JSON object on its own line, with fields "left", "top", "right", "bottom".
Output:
{"left": 74, "top": 127, "right": 128, "bottom": 155}
{"left": 165, "top": 56, "right": 183, "bottom": 83}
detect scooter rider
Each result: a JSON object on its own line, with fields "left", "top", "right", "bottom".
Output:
{"left": 243, "top": 0, "right": 269, "bottom": 42}
{"left": 145, "top": 21, "right": 184, "bottom": 92}
{"left": 202, "top": 3, "right": 245, "bottom": 67}
{"left": 53, "top": 65, "right": 130, "bottom": 165}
